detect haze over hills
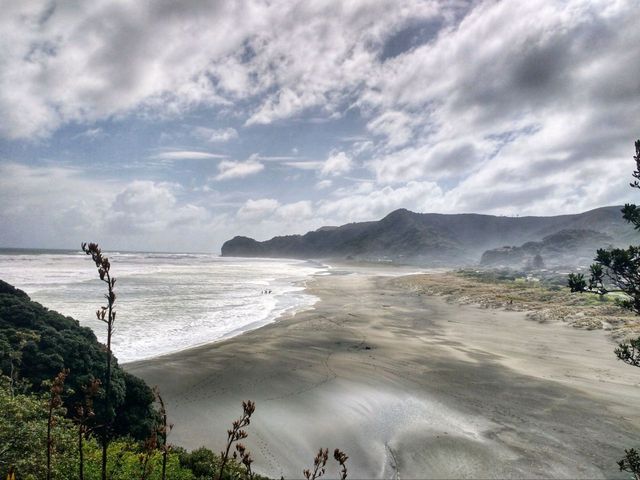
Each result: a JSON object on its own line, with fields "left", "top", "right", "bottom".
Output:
{"left": 480, "top": 229, "right": 616, "bottom": 269}
{"left": 221, "top": 206, "right": 635, "bottom": 267}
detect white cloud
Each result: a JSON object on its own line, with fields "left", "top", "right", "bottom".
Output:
{"left": 237, "top": 198, "right": 280, "bottom": 220}
{"left": 112, "top": 181, "right": 175, "bottom": 212}
{"left": 0, "top": 163, "right": 217, "bottom": 251}
{"left": 109, "top": 181, "right": 208, "bottom": 233}
{"left": 2, "top": 0, "right": 640, "bottom": 253}
{"left": 215, "top": 159, "right": 264, "bottom": 181}
{"left": 317, "top": 181, "right": 445, "bottom": 222}
{"left": 246, "top": 88, "right": 324, "bottom": 126}
{"left": 360, "top": 0, "right": 640, "bottom": 192}
{"left": 321, "top": 151, "right": 352, "bottom": 177}
{"left": 153, "top": 151, "right": 227, "bottom": 160}
{"left": 233, "top": 181, "right": 447, "bottom": 234}
{"left": 350, "top": 140, "right": 374, "bottom": 157}
{"left": 0, "top": 164, "right": 112, "bottom": 237}
{"left": 276, "top": 200, "right": 314, "bottom": 220}
{"left": 0, "top": 0, "right": 446, "bottom": 139}
{"left": 75, "top": 127, "right": 106, "bottom": 140}
{"left": 193, "top": 126, "right": 238, "bottom": 143}
{"left": 283, "top": 161, "right": 325, "bottom": 171}
{"left": 253, "top": 155, "right": 301, "bottom": 161}
{"left": 370, "top": 139, "right": 487, "bottom": 183}
{"left": 440, "top": 122, "right": 636, "bottom": 216}
{"left": 366, "top": 110, "right": 415, "bottom": 147}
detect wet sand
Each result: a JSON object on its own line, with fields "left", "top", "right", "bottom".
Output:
{"left": 127, "top": 267, "right": 640, "bottom": 479}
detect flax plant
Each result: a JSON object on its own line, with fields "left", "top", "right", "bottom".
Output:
{"left": 154, "top": 387, "right": 172, "bottom": 480}
{"left": 303, "top": 448, "right": 328, "bottom": 480}
{"left": 82, "top": 241, "right": 117, "bottom": 480}
{"left": 73, "top": 379, "right": 101, "bottom": 480}
{"left": 303, "top": 447, "right": 349, "bottom": 480}
{"left": 333, "top": 449, "right": 349, "bottom": 480}
{"left": 46, "top": 369, "right": 69, "bottom": 480}
{"left": 218, "top": 400, "right": 256, "bottom": 480}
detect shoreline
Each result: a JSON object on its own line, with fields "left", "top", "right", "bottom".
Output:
{"left": 119, "top": 276, "right": 321, "bottom": 365}
{"left": 0, "top": 250, "right": 332, "bottom": 365}
{"left": 120, "top": 262, "right": 432, "bottom": 365}
{"left": 118, "top": 260, "right": 339, "bottom": 365}
{"left": 127, "top": 267, "right": 640, "bottom": 479}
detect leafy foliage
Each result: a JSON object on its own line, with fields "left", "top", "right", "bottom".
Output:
{"left": 218, "top": 400, "right": 255, "bottom": 480}
{"left": 301, "top": 448, "right": 349, "bottom": 480}
{"left": 303, "top": 448, "right": 328, "bottom": 480}
{"left": 333, "top": 449, "right": 348, "bottom": 480}
{"left": 0, "top": 376, "right": 77, "bottom": 480}
{"left": 175, "top": 447, "right": 268, "bottom": 480}
{"left": 615, "top": 337, "right": 640, "bottom": 367}
{"left": 617, "top": 448, "right": 640, "bottom": 480}
{"left": 82, "top": 440, "right": 195, "bottom": 480}
{"left": 81, "top": 241, "right": 119, "bottom": 480}
{"left": 175, "top": 447, "right": 218, "bottom": 478}
{"left": 568, "top": 140, "right": 640, "bottom": 478}
{"left": 0, "top": 280, "right": 155, "bottom": 440}
{"left": 567, "top": 273, "right": 587, "bottom": 292}
{"left": 0, "top": 377, "right": 254, "bottom": 480}
{"left": 569, "top": 141, "right": 640, "bottom": 315}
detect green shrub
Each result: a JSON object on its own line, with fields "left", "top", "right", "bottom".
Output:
{"left": 0, "top": 377, "right": 77, "bottom": 480}
{"left": 82, "top": 440, "right": 195, "bottom": 480}
{"left": 0, "top": 280, "right": 156, "bottom": 440}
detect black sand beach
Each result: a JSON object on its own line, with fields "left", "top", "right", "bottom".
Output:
{"left": 128, "top": 268, "right": 640, "bottom": 478}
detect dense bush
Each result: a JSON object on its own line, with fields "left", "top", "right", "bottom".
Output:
{"left": 175, "top": 447, "right": 268, "bottom": 480}
{"left": 0, "top": 279, "right": 155, "bottom": 440}
{"left": 0, "top": 377, "right": 77, "bottom": 479}
{"left": 0, "top": 377, "right": 250, "bottom": 480}
{"left": 82, "top": 440, "right": 195, "bottom": 480}
{"left": 568, "top": 139, "right": 640, "bottom": 478}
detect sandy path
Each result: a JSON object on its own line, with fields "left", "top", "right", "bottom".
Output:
{"left": 127, "top": 269, "right": 640, "bottom": 479}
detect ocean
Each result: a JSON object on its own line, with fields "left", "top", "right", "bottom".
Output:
{"left": 0, "top": 249, "right": 327, "bottom": 363}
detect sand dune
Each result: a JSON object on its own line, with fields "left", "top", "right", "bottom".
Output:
{"left": 127, "top": 266, "right": 640, "bottom": 479}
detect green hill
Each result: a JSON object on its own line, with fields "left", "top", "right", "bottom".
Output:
{"left": 221, "top": 206, "right": 633, "bottom": 266}
{"left": 0, "top": 279, "right": 155, "bottom": 440}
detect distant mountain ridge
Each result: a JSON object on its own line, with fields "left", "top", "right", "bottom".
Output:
{"left": 221, "top": 206, "right": 635, "bottom": 266}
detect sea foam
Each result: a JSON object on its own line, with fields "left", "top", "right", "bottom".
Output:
{"left": 0, "top": 250, "right": 326, "bottom": 363}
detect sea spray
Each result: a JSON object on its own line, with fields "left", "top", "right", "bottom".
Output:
{"left": 0, "top": 250, "right": 325, "bottom": 362}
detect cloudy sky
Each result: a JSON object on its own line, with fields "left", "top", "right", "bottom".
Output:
{"left": 1, "top": 0, "right": 639, "bottom": 252}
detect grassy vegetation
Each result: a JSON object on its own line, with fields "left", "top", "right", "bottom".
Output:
{"left": 394, "top": 269, "right": 640, "bottom": 340}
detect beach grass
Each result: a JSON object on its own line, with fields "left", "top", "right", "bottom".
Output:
{"left": 393, "top": 269, "right": 640, "bottom": 340}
